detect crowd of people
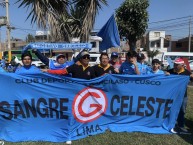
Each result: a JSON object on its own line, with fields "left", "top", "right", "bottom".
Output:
{"left": 0, "top": 49, "right": 193, "bottom": 134}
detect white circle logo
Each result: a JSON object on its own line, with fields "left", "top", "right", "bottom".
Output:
{"left": 73, "top": 87, "right": 107, "bottom": 123}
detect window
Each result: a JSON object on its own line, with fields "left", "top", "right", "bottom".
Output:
{"left": 164, "top": 41, "right": 170, "bottom": 47}
{"left": 90, "top": 42, "right": 96, "bottom": 48}
{"left": 164, "top": 55, "right": 177, "bottom": 60}
{"left": 154, "top": 32, "right": 160, "bottom": 37}
{"left": 89, "top": 57, "right": 97, "bottom": 62}
{"left": 150, "top": 40, "right": 160, "bottom": 48}
{"left": 176, "top": 42, "right": 182, "bottom": 48}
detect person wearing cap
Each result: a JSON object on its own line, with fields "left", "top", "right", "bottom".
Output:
{"left": 167, "top": 58, "right": 193, "bottom": 134}
{"left": 33, "top": 49, "right": 74, "bottom": 70}
{"left": 93, "top": 52, "right": 116, "bottom": 77}
{"left": 15, "top": 52, "right": 41, "bottom": 74}
{"left": 6, "top": 63, "right": 14, "bottom": 73}
{"left": 148, "top": 59, "right": 165, "bottom": 74}
{"left": 109, "top": 52, "right": 122, "bottom": 72}
{"left": 136, "top": 53, "right": 151, "bottom": 75}
{"left": 119, "top": 51, "right": 140, "bottom": 75}
{"left": 44, "top": 50, "right": 95, "bottom": 80}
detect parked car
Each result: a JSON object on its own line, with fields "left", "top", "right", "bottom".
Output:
{"left": 189, "top": 60, "right": 193, "bottom": 72}
{"left": 161, "top": 52, "right": 193, "bottom": 68}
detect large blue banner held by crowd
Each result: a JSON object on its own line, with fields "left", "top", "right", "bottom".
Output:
{"left": 0, "top": 73, "right": 189, "bottom": 142}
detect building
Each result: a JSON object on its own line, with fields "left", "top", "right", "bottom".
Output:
{"left": 145, "top": 31, "right": 172, "bottom": 60}
{"left": 171, "top": 36, "right": 193, "bottom": 52}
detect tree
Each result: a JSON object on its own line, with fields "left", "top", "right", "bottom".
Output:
{"left": 146, "top": 49, "right": 160, "bottom": 63}
{"left": 116, "top": 0, "right": 149, "bottom": 50}
{"left": 16, "top": 0, "right": 107, "bottom": 42}
{"left": 0, "top": 1, "right": 5, "bottom": 7}
{"left": 26, "top": 34, "right": 35, "bottom": 42}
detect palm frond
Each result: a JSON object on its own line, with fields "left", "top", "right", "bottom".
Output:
{"left": 0, "top": 1, "right": 6, "bottom": 7}
{"left": 147, "top": 49, "right": 160, "bottom": 59}
{"left": 16, "top": 0, "right": 108, "bottom": 42}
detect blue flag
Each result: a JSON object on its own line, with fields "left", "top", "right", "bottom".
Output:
{"left": 97, "top": 14, "right": 120, "bottom": 51}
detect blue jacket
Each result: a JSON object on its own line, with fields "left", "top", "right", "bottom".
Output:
{"left": 137, "top": 63, "right": 151, "bottom": 75}
{"left": 15, "top": 65, "right": 41, "bottom": 74}
{"left": 148, "top": 69, "right": 164, "bottom": 74}
{"left": 49, "top": 59, "right": 74, "bottom": 70}
{"left": 34, "top": 49, "right": 74, "bottom": 70}
{"left": 0, "top": 66, "right": 6, "bottom": 73}
{"left": 0, "top": 59, "right": 6, "bottom": 68}
{"left": 119, "top": 62, "right": 141, "bottom": 75}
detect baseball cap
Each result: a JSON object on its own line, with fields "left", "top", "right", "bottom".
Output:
{"left": 111, "top": 52, "right": 118, "bottom": 57}
{"left": 80, "top": 51, "right": 90, "bottom": 58}
{"left": 56, "top": 54, "right": 65, "bottom": 60}
{"left": 174, "top": 58, "right": 184, "bottom": 64}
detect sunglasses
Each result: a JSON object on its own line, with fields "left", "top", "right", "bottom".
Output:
{"left": 82, "top": 55, "right": 90, "bottom": 59}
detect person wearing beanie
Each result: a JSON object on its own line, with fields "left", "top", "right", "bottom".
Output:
{"left": 43, "top": 50, "right": 95, "bottom": 80}
{"left": 167, "top": 57, "right": 193, "bottom": 134}
{"left": 15, "top": 52, "right": 41, "bottom": 74}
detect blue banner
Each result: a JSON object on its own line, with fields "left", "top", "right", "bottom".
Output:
{"left": 97, "top": 14, "right": 120, "bottom": 51}
{"left": 22, "top": 42, "right": 92, "bottom": 53}
{"left": 0, "top": 73, "right": 189, "bottom": 142}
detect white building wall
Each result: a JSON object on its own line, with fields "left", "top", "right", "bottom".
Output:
{"left": 148, "top": 31, "right": 169, "bottom": 61}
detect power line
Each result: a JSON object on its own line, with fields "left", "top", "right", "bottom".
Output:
{"left": 148, "top": 16, "right": 191, "bottom": 24}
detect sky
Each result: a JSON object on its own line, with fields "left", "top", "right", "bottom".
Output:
{"left": 0, "top": 0, "right": 193, "bottom": 42}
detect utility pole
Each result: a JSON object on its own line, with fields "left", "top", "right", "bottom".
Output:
{"left": 188, "top": 16, "right": 191, "bottom": 53}
{"left": 6, "top": 0, "right": 11, "bottom": 62}
{"left": 0, "top": 16, "right": 7, "bottom": 59}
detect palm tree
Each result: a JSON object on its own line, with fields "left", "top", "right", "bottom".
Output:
{"left": 16, "top": 0, "right": 69, "bottom": 42}
{"left": 146, "top": 49, "right": 160, "bottom": 63}
{"left": 73, "top": 0, "right": 107, "bottom": 42}
{"left": 0, "top": 1, "right": 6, "bottom": 7}
{"left": 16, "top": 0, "right": 107, "bottom": 42}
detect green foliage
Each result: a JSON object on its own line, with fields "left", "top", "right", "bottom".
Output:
{"left": 26, "top": 33, "right": 35, "bottom": 42}
{"left": 16, "top": 0, "right": 107, "bottom": 42}
{"left": 146, "top": 49, "right": 160, "bottom": 59}
{"left": 116, "top": 0, "right": 149, "bottom": 50}
{"left": 0, "top": 2, "right": 5, "bottom": 7}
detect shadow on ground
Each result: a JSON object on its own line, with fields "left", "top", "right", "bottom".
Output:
{"left": 177, "top": 118, "right": 193, "bottom": 144}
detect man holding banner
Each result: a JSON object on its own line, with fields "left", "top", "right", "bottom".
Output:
{"left": 33, "top": 49, "right": 75, "bottom": 70}
{"left": 119, "top": 51, "right": 140, "bottom": 75}
{"left": 44, "top": 50, "right": 95, "bottom": 80}
{"left": 93, "top": 52, "right": 116, "bottom": 77}
{"left": 167, "top": 58, "right": 193, "bottom": 134}
{"left": 15, "top": 52, "right": 41, "bottom": 74}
